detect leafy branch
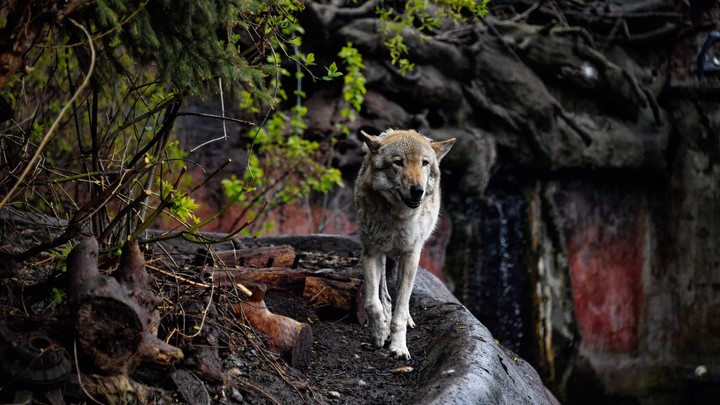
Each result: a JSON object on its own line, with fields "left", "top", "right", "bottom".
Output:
{"left": 376, "top": 0, "right": 489, "bottom": 74}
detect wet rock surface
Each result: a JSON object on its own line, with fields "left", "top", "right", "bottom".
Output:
{"left": 238, "top": 235, "right": 558, "bottom": 405}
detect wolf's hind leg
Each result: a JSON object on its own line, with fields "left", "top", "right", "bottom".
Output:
{"left": 363, "top": 254, "right": 390, "bottom": 348}
{"left": 379, "top": 256, "right": 392, "bottom": 332}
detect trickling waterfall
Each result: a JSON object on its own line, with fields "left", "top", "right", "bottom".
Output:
{"left": 457, "top": 177, "right": 536, "bottom": 362}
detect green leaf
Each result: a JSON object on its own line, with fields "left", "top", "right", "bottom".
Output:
{"left": 322, "top": 62, "right": 343, "bottom": 80}
{"left": 305, "top": 53, "right": 315, "bottom": 65}
{"left": 169, "top": 195, "right": 200, "bottom": 222}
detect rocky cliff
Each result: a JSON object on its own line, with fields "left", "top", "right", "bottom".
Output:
{"left": 175, "top": 1, "right": 720, "bottom": 402}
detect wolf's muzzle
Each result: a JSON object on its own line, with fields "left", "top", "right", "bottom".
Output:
{"left": 404, "top": 185, "right": 424, "bottom": 208}
{"left": 410, "top": 185, "right": 424, "bottom": 200}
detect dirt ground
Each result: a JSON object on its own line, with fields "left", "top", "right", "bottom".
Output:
{"left": 153, "top": 245, "right": 446, "bottom": 405}
{"left": 238, "top": 289, "right": 443, "bottom": 405}
{"left": 0, "top": 229, "right": 453, "bottom": 405}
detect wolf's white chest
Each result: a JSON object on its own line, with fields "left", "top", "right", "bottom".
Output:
{"left": 359, "top": 204, "right": 438, "bottom": 256}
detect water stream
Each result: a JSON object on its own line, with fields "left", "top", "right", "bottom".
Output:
{"left": 460, "top": 179, "right": 536, "bottom": 362}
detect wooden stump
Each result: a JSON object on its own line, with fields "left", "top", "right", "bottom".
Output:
{"left": 67, "top": 237, "right": 183, "bottom": 375}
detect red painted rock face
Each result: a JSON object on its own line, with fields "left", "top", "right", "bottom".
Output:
{"left": 420, "top": 214, "right": 452, "bottom": 279}
{"left": 559, "top": 186, "right": 645, "bottom": 354}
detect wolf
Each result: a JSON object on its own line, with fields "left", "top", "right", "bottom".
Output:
{"left": 354, "top": 129, "right": 455, "bottom": 359}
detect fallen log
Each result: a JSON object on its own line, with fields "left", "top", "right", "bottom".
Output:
{"left": 67, "top": 237, "right": 183, "bottom": 375}
{"left": 303, "top": 276, "right": 361, "bottom": 315}
{"left": 211, "top": 245, "right": 297, "bottom": 268}
{"left": 211, "top": 267, "right": 306, "bottom": 295}
{"left": 212, "top": 267, "right": 360, "bottom": 314}
{"left": 232, "top": 285, "right": 312, "bottom": 372}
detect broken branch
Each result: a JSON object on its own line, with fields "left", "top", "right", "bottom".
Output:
{"left": 232, "top": 285, "right": 312, "bottom": 371}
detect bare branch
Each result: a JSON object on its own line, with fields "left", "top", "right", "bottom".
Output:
{"left": 0, "top": 18, "right": 96, "bottom": 211}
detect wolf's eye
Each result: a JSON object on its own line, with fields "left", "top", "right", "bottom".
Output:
{"left": 393, "top": 160, "right": 404, "bottom": 167}
{"left": 422, "top": 160, "right": 430, "bottom": 166}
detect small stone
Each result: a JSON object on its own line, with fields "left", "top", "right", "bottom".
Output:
{"left": 358, "top": 379, "right": 367, "bottom": 386}
{"left": 230, "top": 388, "right": 244, "bottom": 402}
{"left": 442, "top": 369, "right": 456, "bottom": 376}
{"left": 227, "top": 367, "right": 242, "bottom": 378}
{"left": 695, "top": 365, "right": 708, "bottom": 378}
{"left": 328, "top": 390, "right": 341, "bottom": 399}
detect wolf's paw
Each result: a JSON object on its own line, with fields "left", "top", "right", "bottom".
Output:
{"left": 369, "top": 320, "right": 390, "bottom": 348}
{"left": 407, "top": 314, "right": 415, "bottom": 329}
{"left": 366, "top": 304, "right": 390, "bottom": 348}
{"left": 389, "top": 341, "right": 411, "bottom": 360}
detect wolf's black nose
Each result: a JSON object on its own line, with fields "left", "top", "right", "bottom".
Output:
{"left": 410, "top": 185, "right": 424, "bottom": 199}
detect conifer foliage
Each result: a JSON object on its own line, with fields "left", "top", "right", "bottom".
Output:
{"left": 2, "top": 0, "right": 285, "bottom": 95}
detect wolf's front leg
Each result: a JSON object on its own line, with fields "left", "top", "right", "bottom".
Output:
{"left": 388, "top": 250, "right": 421, "bottom": 359}
{"left": 363, "top": 253, "right": 390, "bottom": 348}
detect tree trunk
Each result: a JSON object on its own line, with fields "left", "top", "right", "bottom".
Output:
{"left": 67, "top": 237, "right": 183, "bottom": 375}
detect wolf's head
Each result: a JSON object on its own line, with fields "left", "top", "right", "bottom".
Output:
{"left": 359, "top": 129, "right": 455, "bottom": 209}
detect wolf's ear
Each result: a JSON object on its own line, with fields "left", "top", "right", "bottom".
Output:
{"left": 432, "top": 138, "right": 456, "bottom": 161}
{"left": 358, "top": 130, "right": 383, "bottom": 154}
